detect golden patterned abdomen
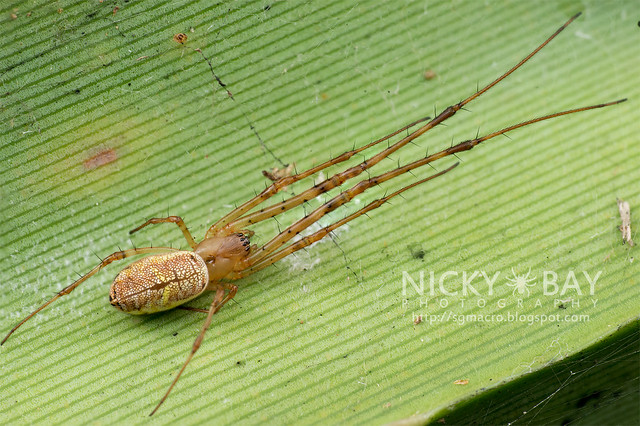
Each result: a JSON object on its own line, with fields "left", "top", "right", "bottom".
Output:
{"left": 109, "top": 251, "right": 209, "bottom": 314}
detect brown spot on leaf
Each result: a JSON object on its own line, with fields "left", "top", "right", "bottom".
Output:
{"left": 83, "top": 149, "right": 117, "bottom": 170}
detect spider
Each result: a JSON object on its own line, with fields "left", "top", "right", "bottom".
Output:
{"left": 1, "top": 13, "right": 625, "bottom": 416}
{"left": 505, "top": 267, "right": 537, "bottom": 297}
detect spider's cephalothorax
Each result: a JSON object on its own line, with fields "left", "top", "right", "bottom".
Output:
{"left": 194, "top": 232, "right": 254, "bottom": 281}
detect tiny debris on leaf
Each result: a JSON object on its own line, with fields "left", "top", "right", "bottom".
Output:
{"left": 423, "top": 69, "right": 437, "bottom": 80}
{"left": 414, "top": 315, "right": 422, "bottom": 325}
{"left": 173, "top": 33, "right": 188, "bottom": 44}
{"left": 617, "top": 198, "right": 634, "bottom": 246}
{"left": 408, "top": 243, "right": 426, "bottom": 260}
{"left": 262, "top": 163, "right": 295, "bottom": 181}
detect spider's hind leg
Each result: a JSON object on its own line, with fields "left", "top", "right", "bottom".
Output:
{"left": 2, "top": 246, "right": 179, "bottom": 345}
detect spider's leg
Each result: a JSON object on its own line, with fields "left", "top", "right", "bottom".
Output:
{"left": 225, "top": 107, "right": 458, "bottom": 231}
{"left": 241, "top": 96, "right": 624, "bottom": 267}
{"left": 206, "top": 116, "right": 431, "bottom": 237}
{"left": 129, "top": 216, "right": 197, "bottom": 249}
{"left": 150, "top": 284, "right": 238, "bottom": 416}
{"left": 222, "top": 13, "right": 586, "bottom": 232}
{"left": 2, "top": 246, "right": 178, "bottom": 345}
{"left": 524, "top": 267, "right": 532, "bottom": 280}
{"left": 234, "top": 164, "right": 459, "bottom": 276}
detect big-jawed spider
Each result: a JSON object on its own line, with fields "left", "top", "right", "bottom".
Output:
{"left": 2, "top": 13, "right": 626, "bottom": 416}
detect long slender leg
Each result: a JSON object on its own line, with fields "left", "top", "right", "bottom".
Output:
{"left": 1, "top": 246, "right": 179, "bottom": 345}
{"left": 149, "top": 284, "right": 238, "bottom": 416}
{"left": 129, "top": 216, "right": 197, "bottom": 249}
{"left": 233, "top": 164, "right": 459, "bottom": 277}
{"left": 205, "top": 116, "right": 431, "bottom": 237}
{"left": 222, "top": 13, "right": 582, "bottom": 232}
{"left": 244, "top": 99, "right": 625, "bottom": 267}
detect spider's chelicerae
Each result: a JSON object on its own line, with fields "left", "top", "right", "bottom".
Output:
{"left": 2, "top": 13, "right": 626, "bottom": 416}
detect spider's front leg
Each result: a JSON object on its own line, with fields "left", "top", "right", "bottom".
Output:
{"left": 230, "top": 164, "right": 459, "bottom": 278}
{"left": 211, "top": 14, "right": 586, "bottom": 237}
{"left": 206, "top": 116, "right": 432, "bottom": 236}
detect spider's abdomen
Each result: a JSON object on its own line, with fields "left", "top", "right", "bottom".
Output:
{"left": 109, "top": 251, "right": 209, "bottom": 314}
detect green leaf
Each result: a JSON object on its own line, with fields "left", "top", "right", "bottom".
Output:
{"left": 1, "top": 1, "right": 638, "bottom": 424}
{"left": 427, "top": 321, "right": 639, "bottom": 425}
